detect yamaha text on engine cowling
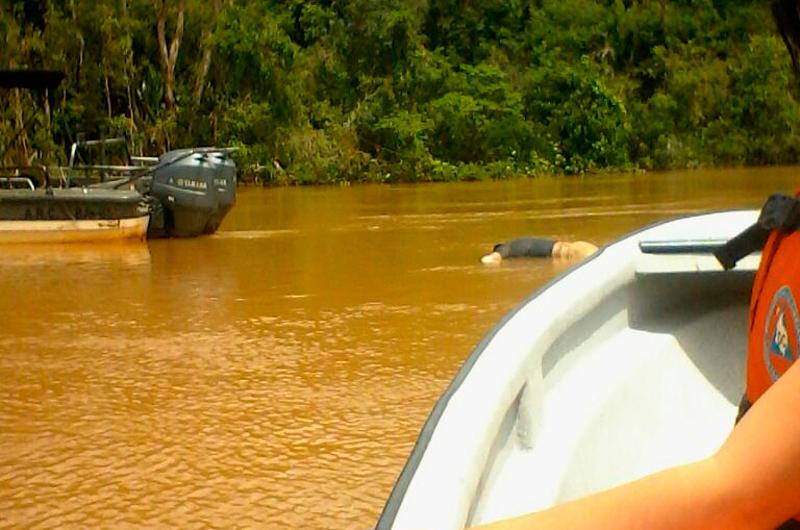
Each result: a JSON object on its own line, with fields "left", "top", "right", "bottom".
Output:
{"left": 143, "top": 148, "right": 237, "bottom": 238}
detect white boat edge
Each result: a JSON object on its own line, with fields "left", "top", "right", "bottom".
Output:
{"left": 0, "top": 215, "right": 149, "bottom": 244}
{"left": 377, "top": 209, "right": 761, "bottom": 530}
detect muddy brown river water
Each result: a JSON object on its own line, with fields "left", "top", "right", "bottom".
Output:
{"left": 1, "top": 167, "right": 799, "bottom": 529}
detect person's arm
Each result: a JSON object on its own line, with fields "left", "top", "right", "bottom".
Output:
{"left": 471, "top": 359, "right": 800, "bottom": 530}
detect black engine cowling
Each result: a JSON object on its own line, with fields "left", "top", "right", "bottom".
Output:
{"left": 144, "top": 148, "right": 236, "bottom": 238}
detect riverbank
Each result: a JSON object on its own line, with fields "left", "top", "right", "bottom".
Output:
{"left": 6, "top": 2, "right": 800, "bottom": 191}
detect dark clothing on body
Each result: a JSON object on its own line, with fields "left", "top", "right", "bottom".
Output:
{"left": 492, "top": 237, "right": 556, "bottom": 259}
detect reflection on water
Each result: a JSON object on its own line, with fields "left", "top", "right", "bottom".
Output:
{"left": 211, "top": 229, "right": 301, "bottom": 240}
{"left": 0, "top": 242, "right": 151, "bottom": 268}
{"left": 1, "top": 167, "right": 799, "bottom": 528}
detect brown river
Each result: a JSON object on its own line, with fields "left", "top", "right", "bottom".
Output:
{"left": 2, "top": 167, "right": 799, "bottom": 529}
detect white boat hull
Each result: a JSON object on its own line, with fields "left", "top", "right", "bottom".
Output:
{"left": 378, "top": 210, "right": 760, "bottom": 530}
{"left": 0, "top": 215, "right": 149, "bottom": 244}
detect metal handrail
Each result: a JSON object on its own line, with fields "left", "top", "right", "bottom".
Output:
{"left": 0, "top": 176, "right": 35, "bottom": 190}
{"left": 0, "top": 165, "right": 50, "bottom": 188}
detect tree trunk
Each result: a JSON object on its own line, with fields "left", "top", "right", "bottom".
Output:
{"left": 156, "top": 0, "right": 185, "bottom": 109}
{"left": 193, "top": 0, "right": 221, "bottom": 105}
{"left": 43, "top": 88, "right": 52, "bottom": 162}
{"left": 127, "top": 84, "right": 136, "bottom": 133}
{"left": 14, "top": 89, "right": 30, "bottom": 164}
{"left": 104, "top": 74, "right": 112, "bottom": 118}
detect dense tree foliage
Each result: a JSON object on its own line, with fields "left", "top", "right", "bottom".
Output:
{"left": 1, "top": 0, "right": 798, "bottom": 184}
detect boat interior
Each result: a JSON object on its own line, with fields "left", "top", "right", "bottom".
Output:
{"left": 468, "top": 268, "right": 752, "bottom": 526}
{"left": 382, "top": 211, "right": 760, "bottom": 530}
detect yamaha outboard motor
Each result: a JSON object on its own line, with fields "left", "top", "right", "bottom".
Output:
{"left": 145, "top": 148, "right": 236, "bottom": 238}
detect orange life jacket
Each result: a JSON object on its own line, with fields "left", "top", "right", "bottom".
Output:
{"left": 718, "top": 192, "right": 800, "bottom": 408}
{"left": 731, "top": 193, "right": 800, "bottom": 528}
{"left": 745, "top": 226, "right": 800, "bottom": 404}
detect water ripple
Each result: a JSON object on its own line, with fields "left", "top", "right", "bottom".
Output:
{"left": 0, "top": 300, "right": 469, "bottom": 528}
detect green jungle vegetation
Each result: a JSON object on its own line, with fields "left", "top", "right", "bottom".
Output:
{"left": 1, "top": 0, "right": 798, "bottom": 184}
